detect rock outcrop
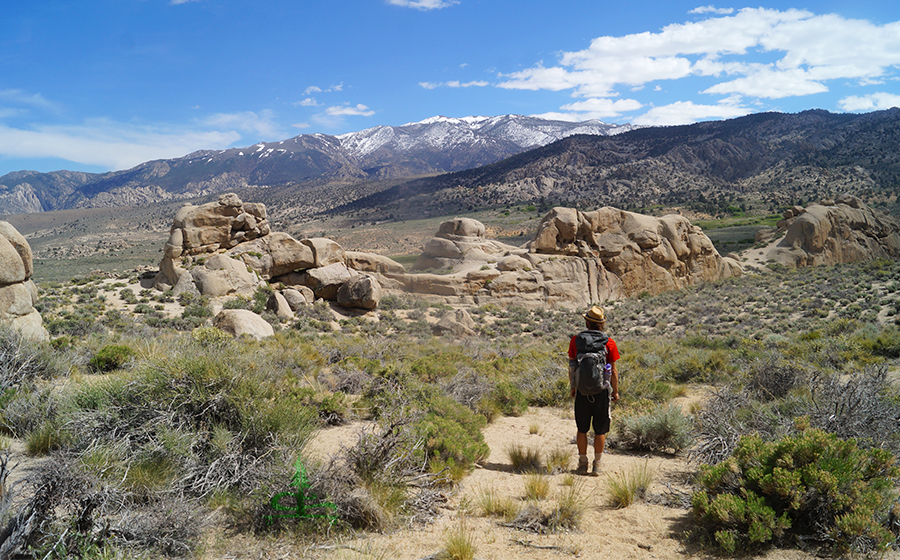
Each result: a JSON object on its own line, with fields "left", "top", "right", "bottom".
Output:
{"left": 413, "top": 217, "right": 520, "bottom": 271}
{"left": 762, "top": 194, "right": 900, "bottom": 267}
{"left": 0, "top": 221, "right": 48, "bottom": 341}
{"left": 380, "top": 207, "right": 741, "bottom": 309}
{"left": 154, "top": 193, "right": 402, "bottom": 312}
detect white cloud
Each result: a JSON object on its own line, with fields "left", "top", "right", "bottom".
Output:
{"left": 291, "top": 122, "right": 311, "bottom": 129}
{"left": 387, "top": 0, "right": 458, "bottom": 10}
{"left": 633, "top": 100, "right": 751, "bottom": 126}
{"left": 838, "top": 92, "right": 900, "bottom": 112}
{"left": 0, "top": 121, "right": 239, "bottom": 171}
{"left": 169, "top": 0, "right": 199, "bottom": 4}
{"left": 496, "top": 8, "right": 900, "bottom": 114}
{"left": 689, "top": 6, "right": 734, "bottom": 15}
{"left": 303, "top": 83, "right": 343, "bottom": 95}
{"left": 295, "top": 98, "right": 320, "bottom": 107}
{"left": 558, "top": 97, "right": 644, "bottom": 119}
{"left": 420, "top": 80, "right": 488, "bottom": 89}
{"left": 325, "top": 104, "right": 375, "bottom": 117}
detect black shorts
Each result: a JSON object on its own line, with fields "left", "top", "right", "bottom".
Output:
{"left": 574, "top": 390, "right": 610, "bottom": 435}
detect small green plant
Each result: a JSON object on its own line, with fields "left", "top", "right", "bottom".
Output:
{"left": 524, "top": 472, "right": 550, "bottom": 501}
{"left": 546, "top": 479, "right": 589, "bottom": 532}
{"left": 440, "top": 520, "right": 476, "bottom": 560}
{"left": 507, "top": 443, "right": 542, "bottom": 473}
{"left": 89, "top": 344, "right": 136, "bottom": 373}
{"left": 190, "top": 326, "right": 231, "bottom": 346}
{"left": 606, "top": 460, "right": 653, "bottom": 508}
{"left": 474, "top": 484, "right": 518, "bottom": 520}
{"left": 544, "top": 446, "right": 570, "bottom": 474}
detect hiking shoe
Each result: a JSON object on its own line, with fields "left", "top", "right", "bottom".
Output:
{"left": 576, "top": 457, "right": 589, "bottom": 475}
{"left": 590, "top": 458, "right": 602, "bottom": 477}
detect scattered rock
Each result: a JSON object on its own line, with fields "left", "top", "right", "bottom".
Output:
{"left": 336, "top": 274, "right": 382, "bottom": 310}
{"left": 267, "top": 291, "right": 294, "bottom": 321}
{"left": 213, "top": 309, "right": 275, "bottom": 340}
{"left": 281, "top": 288, "right": 310, "bottom": 311}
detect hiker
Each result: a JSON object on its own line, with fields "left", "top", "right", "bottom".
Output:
{"left": 568, "top": 306, "right": 619, "bottom": 476}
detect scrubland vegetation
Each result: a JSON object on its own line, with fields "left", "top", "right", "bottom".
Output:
{"left": 2, "top": 258, "right": 900, "bottom": 557}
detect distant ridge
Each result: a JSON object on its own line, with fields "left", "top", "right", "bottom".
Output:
{"left": 335, "top": 108, "right": 900, "bottom": 219}
{"left": 0, "top": 115, "right": 635, "bottom": 216}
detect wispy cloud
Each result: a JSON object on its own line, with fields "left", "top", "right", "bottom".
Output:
{"left": 201, "top": 109, "right": 285, "bottom": 139}
{"left": 689, "top": 6, "right": 734, "bottom": 15}
{"left": 387, "top": 0, "right": 458, "bottom": 10}
{"left": 419, "top": 80, "right": 489, "bottom": 89}
{"left": 304, "top": 83, "right": 343, "bottom": 95}
{"left": 0, "top": 89, "right": 60, "bottom": 114}
{"left": 295, "top": 98, "right": 321, "bottom": 107}
{"left": 169, "top": 0, "right": 199, "bottom": 4}
{"left": 0, "top": 121, "right": 239, "bottom": 171}
{"left": 325, "top": 104, "right": 375, "bottom": 117}
{"left": 496, "top": 8, "right": 900, "bottom": 125}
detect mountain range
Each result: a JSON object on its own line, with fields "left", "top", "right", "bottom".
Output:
{"left": 2, "top": 109, "right": 899, "bottom": 223}
{"left": 338, "top": 108, "right": 900, "bottom": 220}
{"left": 0, "top": 115, "right": 634, "bottom": 216}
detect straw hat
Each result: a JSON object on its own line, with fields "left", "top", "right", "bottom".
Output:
{"left": 582, "top": 306, "right": 606, "bottom": 323}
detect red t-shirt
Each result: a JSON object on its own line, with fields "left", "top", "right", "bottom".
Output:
{"left": 568, "top": 333, "right": 620, "bottom": 363}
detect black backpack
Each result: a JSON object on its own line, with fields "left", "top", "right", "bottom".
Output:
{"left": 574, "top": 330, "right": 610, "bottom": 395}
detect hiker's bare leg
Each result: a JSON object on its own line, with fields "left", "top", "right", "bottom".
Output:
{"left": 576, "top": 432, "right": 588, "bottom": 455}
{"left": 594, "top": 433, "right": 605, "bottom": 455}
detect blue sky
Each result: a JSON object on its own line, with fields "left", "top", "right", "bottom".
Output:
{"left": 1, "top": 0, "right": 898, "bottom": 175}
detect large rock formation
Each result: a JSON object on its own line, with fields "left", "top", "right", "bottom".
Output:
{"left": 154, "top": 193, "right": 403, "bottom": 311}
{"left": 413, "top": 217, "right": 520, "bottom": 271}
{"left": 761, "top": 194, "right": 900, "bottom": 267}
{"left": 379, "top": 207, "right": 741, "bottom": 309}
{"left": 0, "top": 221, "right": 48, "bottom": 341}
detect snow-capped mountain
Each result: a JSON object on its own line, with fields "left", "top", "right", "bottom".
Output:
{"left": 0, "top": 115, "right": 636, "bottom": 214}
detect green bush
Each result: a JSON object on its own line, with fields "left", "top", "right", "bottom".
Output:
{"left": 89, "top": 344, "right": 136, "bottom": 372}
{"left": 485, "top": 381, "right": 528, "bottom": 417}
{"left": 418, "top": 394, "right": 489, "bottom": 468}
{"left": 692, "top": 428, "right": 900, "bottom": 554}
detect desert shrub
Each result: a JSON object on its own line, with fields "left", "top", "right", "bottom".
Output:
{"left": 190, "top": 326, "right": 231, "bottom": 347}
{"left": 544, "top": 446, "right": 570, "bottom": 474}
{"left": 613, "top": 403, "right": 693, "bottom": 454}
{"left": 441, "top": 521, "right": 476, "bottom": 560}
{"left": 88, "top": 344, "right": 136, "bottom": 372}
{"left": 507, "top": 443, "right": 542, "bottom": 473}
{"left": 523, "top": 473, "right": 550, "bottom": 501}
{"left": 418, "top": 394, "right": 489, "bottom": 468}
{"left": 693, "top": 365, "right": 900, "bottom": 464}
{"left": 306, "top": 413, "right": 439, "bottom": 531}
{"left": 474, "top": 484, "right": 517, "bottom": 520}
{"left": 0, "top": 325, "right": 64, "bottom": 390}
{"left": 484, "top": 380, "right": 528, "bottom": 417}
{"left": 606, "top": 460, "right": 653, "bottom": 508}
{"left": 692, "top": 429, "right": 900, "bottom": 555}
